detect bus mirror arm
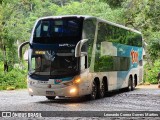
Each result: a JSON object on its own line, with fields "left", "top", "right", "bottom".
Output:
{"left": 75, "top": 39, "right": 88, "bottom": 57}
{"left": 18, "top": 41, "right": 29, "bottom": 60}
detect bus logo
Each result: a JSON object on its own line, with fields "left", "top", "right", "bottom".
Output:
{"left": 130, "top": 50, "right": 138, "bottom": 63}
{"left": 55, "top": 79, "right": 62, "bottom": 83}
{"left": 59, "top": 44, "right": 75, "bottom": 47}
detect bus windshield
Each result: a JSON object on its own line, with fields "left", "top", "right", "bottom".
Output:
{"left": 29, "top": 50, "right": 79, "bottom": 79}
{"left": 33, "top": 18, "right": 83, "bottom": 44}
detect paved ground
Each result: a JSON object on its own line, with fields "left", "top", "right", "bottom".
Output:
{"left": 0, "top": 84, "right": 160, "bottom": 120}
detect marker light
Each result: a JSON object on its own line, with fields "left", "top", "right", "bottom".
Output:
{"left": 35, "top": 51, "right": 45, "bottom": 55}
{"left": 70, "top": 88, "right": 77, "bottom": 94}
{"left": 73, "top": 76, "right": 81, "bottom": 84}
{"left": 63, "top": 76, "right": 81, "bottom": 86}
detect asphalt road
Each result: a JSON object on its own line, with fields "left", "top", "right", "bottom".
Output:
{"left": 0, "top": 85, "right": 160, "bottom": 120}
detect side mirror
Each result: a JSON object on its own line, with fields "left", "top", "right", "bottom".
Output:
{"left": 18, "top": 41, "right": 29, "bottom": 60}
{"left": 75, "top": 39, "right": 88, "bottom": 57}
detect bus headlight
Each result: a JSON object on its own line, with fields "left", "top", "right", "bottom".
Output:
{"left": 69, "top": 88, "right": 77, "bottom": 94}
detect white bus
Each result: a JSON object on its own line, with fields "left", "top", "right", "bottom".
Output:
{"left": 19, "top": 15, "right": 143, "bottom": 100}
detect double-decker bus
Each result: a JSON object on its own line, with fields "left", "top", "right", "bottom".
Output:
{"left": 19, "top": 15, "right": 143, "bottom": 100}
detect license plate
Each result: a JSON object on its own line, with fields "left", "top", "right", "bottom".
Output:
{"left": 46, "top": 91, "right": 55, "bottom": 95}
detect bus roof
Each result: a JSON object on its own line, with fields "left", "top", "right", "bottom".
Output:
{"left": 36, "top": 15, "right": 141, "bottom": 35}
{"left": 37, "top": 15, "right": 95, "bottom": 20}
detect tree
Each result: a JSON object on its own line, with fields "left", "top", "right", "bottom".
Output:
{"left": 0, "top": 0, "right": 33, "bottom": 71}
{"left": 100, "top": 0, "right": 125, "bottom": 8}
{"left": 122, "top": 0, "right": 160, "bottom": 64}
{"left": 148, "top": 39, "right": 160, "bottom": 62}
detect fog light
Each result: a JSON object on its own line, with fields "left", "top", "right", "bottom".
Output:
{"left": 28, "top": 88, "right": 33, "bottom": 93}
{"left": 69, "top": 88, "right": 77, "bottom": 94}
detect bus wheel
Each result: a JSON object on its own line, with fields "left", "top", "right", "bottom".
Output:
{"left": 87, "top": 81, "right": 97, "bottom": 100}
{"left": 46, "top": 96, "right": 56, "bottom": 100}
{"left": 128, "top": 77, "right": 134, "bottom": 91}
{"left": 99, "top": 80, "right": 106, "bottom": 98}
{"left": 132, "top": 80, "right": 135, "bottom": 90}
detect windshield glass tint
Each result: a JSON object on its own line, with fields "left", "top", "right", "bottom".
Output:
{"left": 33, "top": 18, "right": 83, "bottom": 44}
{"left": 29, "top": 50, "right": 79, "bottom": 78}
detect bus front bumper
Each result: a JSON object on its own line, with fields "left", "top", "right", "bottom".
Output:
{"left": 28, "top": 85, "right": 79, "bottom": 97}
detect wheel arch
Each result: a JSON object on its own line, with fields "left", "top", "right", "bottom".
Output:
{"left": 134, "top": 74, "right": 138, "bottom": 87}
{"left": 94, "top": 77, "right": 100, "bottom": 88}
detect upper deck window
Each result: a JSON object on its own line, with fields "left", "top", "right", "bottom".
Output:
{"left": 33, "top": 18, "right": 83, "bottom": 44}
{"left": 97, "top": 22, "right": 142, "bottom": 47}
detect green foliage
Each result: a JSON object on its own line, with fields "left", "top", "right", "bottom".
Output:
{"left": 100, "top": 0, "right": 125, "bottom": 8}
{"left": 148, "top": 39, "right": 160, "bottom": 62}
{"left": 122, "top": 0, "right": 160, "bottom": 84}
{"left": 122, "top": 0, "right": 160, "bottom": 41}
{"left": 55, "top": 0, "right": 125, "bottom": 23}
{"left": 94, "top": 56, "right": 113, "bottom": 72}
{"left": 0, "top": 62, "right": 27, "bottom": 90}
{"left": 144, "top": 60, "right": 160, "bottom": 84}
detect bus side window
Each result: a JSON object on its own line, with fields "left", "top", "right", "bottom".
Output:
{"left": 83, "top": 18, "right": 96, "bottom": 68}
{"left": 81, "top": 55, "right": 87, "bottom": 70}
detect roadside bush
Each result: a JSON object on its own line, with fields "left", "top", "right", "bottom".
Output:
{"left": 0, "top": 67, "right": 27, "bottom": 90}
{"left": 144, "top": 60, "right": 160, "bottom": 84}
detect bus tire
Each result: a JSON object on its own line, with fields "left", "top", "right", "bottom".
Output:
{"left": 128, "top": 76, "right": 134, "bottom": 91}
{"left": 46, "top": 96, "right": 56, "bottom": 100}
{"left": 132, "top": 79, "right": 135, "bottom": 90}
{"left": 87, "top": 80, "right": 97, "bottom": 100}
{"left": 98, "top": 80, "right": 106, "bottom": 98}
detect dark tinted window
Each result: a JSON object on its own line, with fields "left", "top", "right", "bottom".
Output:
{"left": 97, "top": 22, "right": 142, "bottom": 47}
{"left": 94, "top": 56, "right": 130, "bottom": 72}
{"left": 33, "top": 18, "right": 83, "bottom": 44}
